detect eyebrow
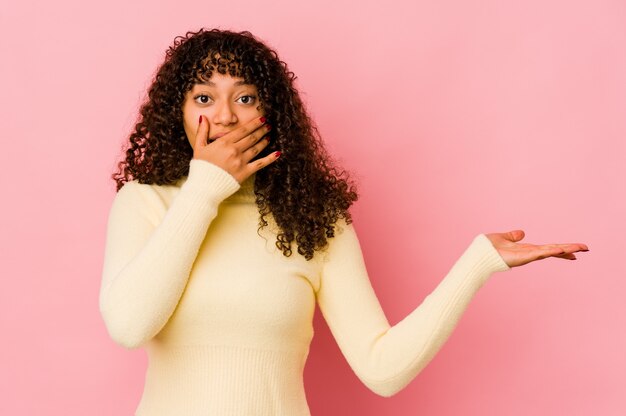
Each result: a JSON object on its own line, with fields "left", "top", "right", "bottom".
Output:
{"left": 196, "top": 80, "right": 250, "bottom": 87}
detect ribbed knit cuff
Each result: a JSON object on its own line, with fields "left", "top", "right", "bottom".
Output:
{"left": 473, "top": 233, "right": 511, "bottom": 273}
{"left": 184, "top": 159, "right": 241, "bottom": 203}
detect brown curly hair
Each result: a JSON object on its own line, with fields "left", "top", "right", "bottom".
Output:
{"left": 111, "top": 28, "right": 359, "bottom": 260}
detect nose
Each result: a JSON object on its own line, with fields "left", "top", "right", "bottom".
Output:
{"left": 211, "top": 100, "right": 238, "bottom": 126}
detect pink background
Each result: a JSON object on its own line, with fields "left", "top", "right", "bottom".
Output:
{"left": 1, "top": 0, "right": 624, "bottom": 414}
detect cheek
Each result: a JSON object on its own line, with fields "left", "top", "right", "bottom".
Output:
{"left": 240, "top": 106, "right": 264, "bottom": 123}
{"left": 182, "top": 104, "right": 196, "bottom": 135}
{"left": 182, "top": 117, "right": 192, "bottom": 140}
{"left": 181, "top": 116, "right": 196, "bottom": 148}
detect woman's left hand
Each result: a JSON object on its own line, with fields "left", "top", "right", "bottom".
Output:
{"left": 485, "top": 230, "right": 589, "bottom": 268}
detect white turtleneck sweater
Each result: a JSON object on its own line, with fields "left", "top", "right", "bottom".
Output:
{"left": 99, "top": 158, "right": 511, "bottom": 416}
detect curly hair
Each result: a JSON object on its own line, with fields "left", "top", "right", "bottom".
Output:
{"left": 112, "top": 28, "right": 359, "bottom": 261}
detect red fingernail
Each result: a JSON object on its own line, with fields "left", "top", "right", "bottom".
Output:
{"left": 260, "top": 116, "right": 266, "bottom": 123}
{"left": 199, "top": 115, "right": 202, "bottom": 124}
{"left": 275, "top": 151, "right": 281, "bottom": 158}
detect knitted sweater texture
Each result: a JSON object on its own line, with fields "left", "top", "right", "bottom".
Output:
{"left": 99, "top": 159, "right": 510, "bottom": 415}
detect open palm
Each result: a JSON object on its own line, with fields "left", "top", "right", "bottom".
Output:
{"left": 485, "top": 230, "right": 589, "bottom": 268}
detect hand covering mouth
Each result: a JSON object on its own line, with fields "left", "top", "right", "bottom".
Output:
{"left": 209, "top": 132, "right": 228, "bottom": 141}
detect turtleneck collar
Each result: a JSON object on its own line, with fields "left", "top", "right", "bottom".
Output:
{"left": 174, "top": 166, "right": 257, "bottom": 204}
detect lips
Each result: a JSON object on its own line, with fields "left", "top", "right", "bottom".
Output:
{"left": 209, "top": 132, "right": 227, "bottom": 141}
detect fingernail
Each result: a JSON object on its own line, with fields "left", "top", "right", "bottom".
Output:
{"left": 275, "top": 151, "right": 281, "bottom": 158}
{"left": 260, "top": 116, "right": 266, "bottom": 123}
{"left": 199, "top": 115, "right": 202, "bottom": 124}
{"left": 266, "top": 124, "right": 272, "bottom": 131}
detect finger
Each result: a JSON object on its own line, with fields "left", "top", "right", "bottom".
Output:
{"left": 567, "top": 243, "right": 589, "bottom": 252}
{"left": 539, "top": 242, "right": 589, "bottom": 252}
{"left": 536, "top": 244, "right": 565, "bottom": 253}
{"left": 534, "top": 246, "right": 566, "bottom": 260}
{"left": 243, "top": 150, "right": 281, "bottom": 176}
{"left": 555, "top": 253, "right": 577, "bottom": 260}
{"left": 220, "top": 116, "right": 268, "bottom": 144}
{"left": 554, "top": 243, "right": 589, "bottom": 253}
{"left": 505, "top": 229, "right": 525, "bottom": 242}
{"left": 242, "top": 135, "right": 271, "bottom": 162}
{"left": 536, "top": 243, "right": 566, "bottom": 252}
{"left": 234, "top": 123, "right": 272, "bottom": 154}
{"left": 195, "top": 115, "right": 210, "bottom": 149}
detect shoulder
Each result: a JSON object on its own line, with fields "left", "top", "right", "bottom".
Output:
{"left": 318, "top": 216, "right": 362, "bottom": 261}
{"left": 116, "top": 178, "right": 182, "bottom": 202}
{"left": 114, "top": 180, "right": 157, "bottom": 207}
{"left": 331, "top": 216, "right": 356, "bottom": 238}
{"left": 109, "top": 179, "right": 181, "bottom": 225}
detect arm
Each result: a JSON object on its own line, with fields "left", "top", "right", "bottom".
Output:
{"left": 316, "top": 219, "right": 510, "bottom": 397}
{"left": 99, "top": 159, "right": 240, "bottom": 349}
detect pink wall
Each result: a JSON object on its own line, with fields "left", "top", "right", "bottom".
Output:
{"left": 1, "top": 0, "right": 624, "bottom": 414}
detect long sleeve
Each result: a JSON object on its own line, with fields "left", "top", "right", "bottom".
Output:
{"left": 99, "top": 159, "right": 241, "bottom": 349}
{"left": 316, "top": 219, "right": 511, "bottom": 397}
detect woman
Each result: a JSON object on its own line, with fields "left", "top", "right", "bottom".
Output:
{"left": 99, "top": 28, "right": 588, "bottom": 415}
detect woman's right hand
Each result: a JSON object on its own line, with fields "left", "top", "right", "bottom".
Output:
{"left": 192, "top": 115, "right": 279, "bottom": 184}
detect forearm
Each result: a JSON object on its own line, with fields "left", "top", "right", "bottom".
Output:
{"left": 359, "top": 234, "right": 510, "bottom": 396}
{"left": 99, "top": 160, "right": 240, "bottom": 348}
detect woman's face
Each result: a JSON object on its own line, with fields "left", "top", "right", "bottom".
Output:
{"left": 182, "top": 72, "right": 264, "bottom": 150}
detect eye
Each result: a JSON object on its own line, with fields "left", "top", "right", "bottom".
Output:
{"left": 236, "top": 95, "right": 257, "bottom": 105}
{"left": 193, "top": 94, "right": 212, "bottom": 104}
